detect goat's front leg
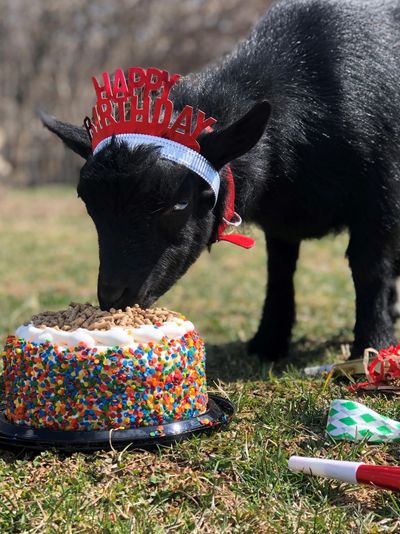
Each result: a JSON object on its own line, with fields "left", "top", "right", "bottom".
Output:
{"left": 347, "top": 231, "right": 397, "bottom": 359}
{"left": 248, "top": 237, "right": 300, "bottom": 361}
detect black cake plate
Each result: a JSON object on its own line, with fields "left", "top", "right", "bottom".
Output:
{"left": 0, "top": 394, "right": 234, "bottom": 452}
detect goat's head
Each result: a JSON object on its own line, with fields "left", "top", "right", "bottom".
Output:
{"left": 40, "top": 101, "right": 270, "bottom": 310}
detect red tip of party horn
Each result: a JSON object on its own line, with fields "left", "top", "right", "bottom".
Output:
{"left": 289, "top": 456, "right": 400, "bottom": 492}
{"left": 356, "top": 464, "right": 400, "bottom": 491}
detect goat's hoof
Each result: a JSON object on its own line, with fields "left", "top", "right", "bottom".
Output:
{"left": 350, "top": 338, "right": 398, "bottom": 360}
{"left": 247, "top": 335, "right": 287, "bottom": 363}
{"left": 247, "top": 335, "right": 262, "bottom": 357}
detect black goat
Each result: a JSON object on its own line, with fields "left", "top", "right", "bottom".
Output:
{"left": 42, "top": 0, "right": 400, "bottom": 362}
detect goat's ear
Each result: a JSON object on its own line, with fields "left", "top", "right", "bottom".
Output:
{"left": 38, "top": 110, "right": 92, "bottom": 159}
{"left": 199, "top": 101, "right": 271, "bottom": 170}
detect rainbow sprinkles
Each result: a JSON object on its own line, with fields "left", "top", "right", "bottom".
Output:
{"left": 2, "top": 303, "right": 208, "bottom": 431}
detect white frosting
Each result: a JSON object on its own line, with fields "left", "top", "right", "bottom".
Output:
{"left": 15, "top": 319, "right": 195, "bottom": 351}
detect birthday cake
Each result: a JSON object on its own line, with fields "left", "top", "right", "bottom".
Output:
{"left": 2, "top": 303, "right": 208, "bottom": 431}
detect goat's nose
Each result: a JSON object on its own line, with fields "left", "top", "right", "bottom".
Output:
{"left": 98, "top": 281, "right": 126, "bottom": 310}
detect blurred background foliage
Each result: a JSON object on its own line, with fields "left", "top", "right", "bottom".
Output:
{"left": 0, "top": 0, "right": 273, "bottom": 187}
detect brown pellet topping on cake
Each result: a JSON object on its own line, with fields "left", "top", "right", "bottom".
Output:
{"left": 29, "top": 302, "right": 181, "bottom": 331}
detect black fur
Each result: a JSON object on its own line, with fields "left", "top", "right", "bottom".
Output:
{"left": 42, "top": 0, "right": 400, "bottom": 361}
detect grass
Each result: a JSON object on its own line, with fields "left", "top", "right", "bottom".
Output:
{"left": 0, "top": 185, "right": 399, "bottom": 532}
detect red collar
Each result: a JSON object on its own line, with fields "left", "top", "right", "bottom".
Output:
{"left": 215, "top": 165, "right": 255, "bottom": 249}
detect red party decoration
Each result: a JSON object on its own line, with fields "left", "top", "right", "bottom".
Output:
{"left": 348, "top": 344, "right": 400, "bottom": 392}
{"left": 84, "top": 67, "right": 217, "bottom": 152}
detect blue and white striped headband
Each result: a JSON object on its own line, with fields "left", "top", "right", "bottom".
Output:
{"left": 93, "top": 133, "right": 220, "bottom": 207}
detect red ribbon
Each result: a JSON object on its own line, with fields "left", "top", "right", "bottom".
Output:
{"left": 348, "top": 344, "right": 400, "bottom": 392}
{"left": 215, "top": 165, "right": 255, "bottom": 249}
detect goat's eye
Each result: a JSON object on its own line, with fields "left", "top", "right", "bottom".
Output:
{"left": 172, "top": 201, "right": 189, "bottom": 211}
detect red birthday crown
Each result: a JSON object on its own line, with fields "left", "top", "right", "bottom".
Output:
{"left": 84, "top": 67, "right": 217, "bottom": 153}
